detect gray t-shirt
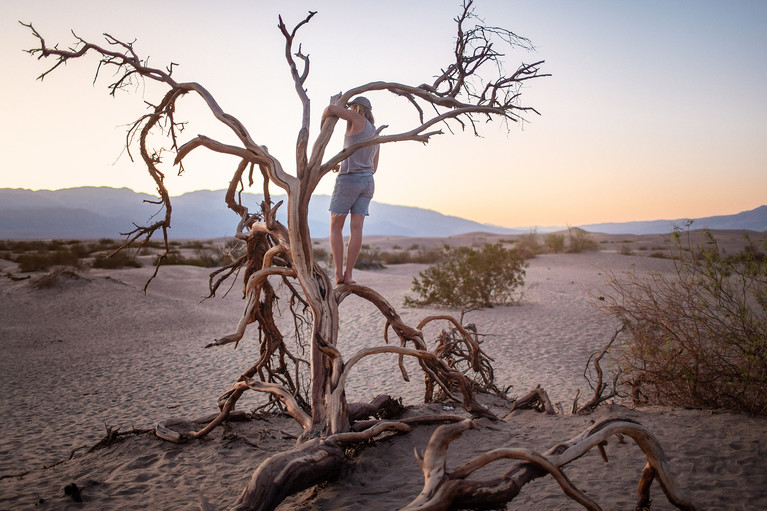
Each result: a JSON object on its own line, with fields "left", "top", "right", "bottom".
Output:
{"left": 339, "top": 120, "right": 379, "bottom": 175}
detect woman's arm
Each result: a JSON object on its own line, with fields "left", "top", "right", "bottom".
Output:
{"left": 322, "top": 104, "right": 367, "bottom": 135}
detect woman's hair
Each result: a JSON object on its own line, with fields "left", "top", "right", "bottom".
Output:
{"left": 352, "top": 104, "right": 375, "bottom": 124}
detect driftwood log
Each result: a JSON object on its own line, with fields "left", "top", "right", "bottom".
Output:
{"left": 23, "top": 2, "right": 695, "bottom": 509}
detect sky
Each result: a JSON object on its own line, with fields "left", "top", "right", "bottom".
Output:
{"left": 1, "top": 0, "right": 766, "bottom": 229}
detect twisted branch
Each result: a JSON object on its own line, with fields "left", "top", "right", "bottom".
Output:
{"left": 403, "top": 417, "right": 697, "bottom": 511}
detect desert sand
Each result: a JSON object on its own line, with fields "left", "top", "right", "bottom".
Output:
{"left": 1, "top": 242, "right": 766, "bottom": 510}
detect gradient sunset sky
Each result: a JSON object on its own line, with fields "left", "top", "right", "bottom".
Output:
{"left": 1, "top": 0, "right": 765, "bottom": 228}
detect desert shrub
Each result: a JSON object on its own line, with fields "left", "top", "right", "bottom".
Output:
{"left": 30, "top": 267, "right": 85, "bottom": 289}
{"left": 566, "top": 227, "right": 598, "bottom": 253}
{"left": 377, "top": 246, "right": 443, "bottom": 265}
{"left": 155, "top": 247, "right": 224, "bottom": 267}
{"left": 617, "top": 244, "right": 634, "bottom": 256}
{"left": 68, "top": 242, "right": 92, "bottom": 259}
{"left": 598, "top": 230, "right": 767, "bottom": 415}
{"left": 313, "top": 247, "right": 331, "bottom": 267}
{"left": 92, "top": 251, "right": 143, "bottom": 269}
{"left": 10, "top": 240, "right": 54, "bottom": 253}
{"left": 354, "top": 246, "right": 385, "bottom": 270}
{"left": 17, "top": 250, "right": 82, "bottom": 272}
{"left": 515, "top": 230, "right": 541, "bottom": 259}
{"left": 405, "top": 242, "right": 527, "bottom": 309}
{"left": 544, "top": 233, "right": 565, "bottom": 253}
{"left": 315, "top": 245, "right": 444, "bottom": 268}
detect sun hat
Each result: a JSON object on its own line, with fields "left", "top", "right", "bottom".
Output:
{"left": 348, "top": 96, "right": 372, "bottom": 110}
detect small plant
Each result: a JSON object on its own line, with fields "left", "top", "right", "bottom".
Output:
{"left": 405, "top": 243, "right": 527, "bottom": 309}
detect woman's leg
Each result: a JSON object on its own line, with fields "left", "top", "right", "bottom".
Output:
{"left": 330, "top": 212, "right": 347, "bottom": 284}
{"left": 344, "top": 213, "right": 365, "bottom": 283}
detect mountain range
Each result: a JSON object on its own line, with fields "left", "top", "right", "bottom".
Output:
{"left": 0, "top": 187, "right": 764, "bottom": 239}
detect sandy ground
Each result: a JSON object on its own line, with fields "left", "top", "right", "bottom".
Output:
{"left": 1, "top": 248, "right": 766, "bottom": 510}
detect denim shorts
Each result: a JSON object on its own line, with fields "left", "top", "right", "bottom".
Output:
{"left": 329, "top": 173, "right": 375, "bottom": 215}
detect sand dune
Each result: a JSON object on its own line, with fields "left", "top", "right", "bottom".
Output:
{"left": 1, "top": 248, "right": 766, "bottom": 510}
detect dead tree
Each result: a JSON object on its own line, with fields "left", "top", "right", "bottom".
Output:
{"left": 24, "top": 2, "right": 695, "bottom": 510}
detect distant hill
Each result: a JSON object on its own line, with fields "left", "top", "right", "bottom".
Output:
{"left": 579, "top": 206, "right": 767, "bottom": 234}
{"left": 0, "top": 187, "right": 522, "bottom": 239}
{"left": 1, "top": 187, "right": 764, "bottom": 239}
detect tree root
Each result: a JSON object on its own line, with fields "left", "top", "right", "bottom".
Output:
{"left": 505, "top": 385, "right": 556, "bottom": 416}
{"left": 403, "top": 416, "right": 697, "bottom": 511}
{"left": 230, "top": 438, "right": 345, "bottom": 511}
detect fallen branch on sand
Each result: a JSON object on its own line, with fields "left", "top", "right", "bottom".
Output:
{"left": 404, "top": 417, "right": 696, "bottom": 511}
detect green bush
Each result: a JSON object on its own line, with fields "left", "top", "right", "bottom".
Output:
{"left": 405, "top": 243, "right": 527, "bottom": 309}
{"left": 599, "top": 230, "right": 767, "bottom": 415}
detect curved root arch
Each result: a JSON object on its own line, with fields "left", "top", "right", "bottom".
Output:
{"left": 404, "top": 417, "right": 697, "bottom": 511}
{"left": 335, "top": 284, "right": 496, "bottom": 419}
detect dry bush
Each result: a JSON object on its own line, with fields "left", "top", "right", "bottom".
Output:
{"left": 153, "top": 247, "right": 226, "bottom": 268}
{"left": 566, "top": 227, "right": 598, "bottom": 253}
{"left": 544, "top": 232, "right": 565, "bottom": 253}
{"left": 514, "top": 229, "right": 542, "bottom": 258}
{"left": 617, "top": 243, "right": 634, "bottom": 256}
{"left": 353, "top": 245, "right": 386, "bottom": 270}
{"left": 598, "top": 229, "right": 767, "bottom": 415}
{"left": 380, "top": 246, "right": 443, "bottom": 265}
{"left": 30, "top": 267, "right": 86, "bottom": 289}
{"left": 92, "top": 250, "right": 143, "bottom": 269}
{"left": 17, "top": 249, "right": 83, "bottom": 272}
